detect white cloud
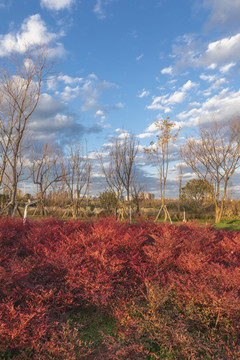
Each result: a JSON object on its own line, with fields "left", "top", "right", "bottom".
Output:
{"left": 100, "top": 116, "right": 107, "bottom": 123}
{"left": 94, "top": 109, "right": 106, "bottom": 122}
{"left": 40, "top": 0, "right": 75, "bottom": 11}
{"left": 167, "top": 91, "right": 185, "bottom": 104}
{"left": 203, "top": 0, "right": 240, "bottom": 31}
{"left": 147, "top": 80, "right": 197, "bottom": 111}
{"left": 146, "top": 122, "right": 159, "bottom": 132}
{"left": 136, "top": 54, "right": 144, "bottom": 61}
{"left": 200, "top": 33, "right": 240, "bottom": 66}
{"left": 81, "top": 80, "right": 99, "bottom": 111}
{"left": 47, "top": 74, "right": 83, "bottom": 91}
{"left": 115, "top": 102, "right": 124, "bottom": 109}
{"left": 138, "top": 89, "right": 150, "bottom": 98}
{"left": 136, "top": 132, "right": 153, "bottom": 139}
{"left": 208, "top": 63, "right": 217, "bottom": 70}
{"left": 89, "top": 73, "right": 98, "bottom": 80}
{"left": 118, "top": 131, "right": 130, "bottom": 139}
{"left": 93, "top": 0, "right": 113, "bottom": 19}
{"left": 94, "top": 0, "right": 105, "bottom": 18}
{"left": 172, "top": 32, "right": 240, "bottom": 72}
{"left": 177, "top": 88, "right": 240, "bottom": 127}
{"left": 161, "top": 66, "right": 173, "bottom": 75}
{"left": 189, "top": 101, "right": 201, "bottom": 108}
{"left": 199, "top": 75, "right": 228, "bottom": 91}
{"left": 200, "top": 74, "right": 216, "bottom": 82}
{"left": 220, "top": 62, "right": 236, "bottom": 73}
{"left": 0, "top": 14, "right": 58, "bottom": 56}
{"left": 95, "top": 109, "right": 104, "bottom": 117}
{"left": 60, "top": 85, "right": 80, "bottom": 101}
{"left": 80, "top": 75, "right": 116, "bottom": 111}
{"left": 211, "top": 78, "right": 228, "bottom": 89}
{"left": 58, "top": 74, "right": 83, "bottom": 84}
{"left": 182, "top": 80, "right": 197, "bottom": 91}
{"left": 34, "top": 93, "right": 66, "bottom": 116}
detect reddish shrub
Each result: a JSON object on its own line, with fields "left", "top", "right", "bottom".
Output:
{"left": 0, "top": 216, "right": 239, "bottom": 358}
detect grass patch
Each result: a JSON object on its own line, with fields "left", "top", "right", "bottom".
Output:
{"left": 214, "top": 219, "right": 240, "bottom": 231}
{"left": 67, "top": 306, "right": 116, "bottom": 352}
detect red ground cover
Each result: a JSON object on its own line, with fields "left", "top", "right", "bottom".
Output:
{"left": 0, "top": 217, "right": 239, "bottom": 359}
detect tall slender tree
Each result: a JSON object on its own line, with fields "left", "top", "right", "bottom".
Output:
{"left": 145, "top": 117, "right": 180, "bottom": 222}
{"left": 31, "top": 143, "right": 63, "bottom": 216}
{"left": 0, "top": 45, "right": 53, "bottom": 215}
{"left": 100, "top": 133, "right": 139, "bottom": 201}
{"left": 64, "top": 143, "right": 91, "bottom": 218}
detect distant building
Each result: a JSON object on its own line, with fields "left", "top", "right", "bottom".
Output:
{"left": 124, "top": 195, "right": 133, "bottom": 201}
{"left": 16, "top": 188, "right": 22, "bottom": 198}
{"left": 2, "top": 187, "right": 22, "bottom": 198}
{"left": 144, "top": 192, "right": 155, "bottom": 200}
{"left": 74, "top": 191, "right": 89, "bottom": 200}
{"left": 139, "top": 192, "right": 144, "bottom": 200}
{"left": 139, "top": 192, "right": 155, "bottom": 200}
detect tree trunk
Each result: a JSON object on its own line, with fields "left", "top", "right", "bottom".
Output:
{"left": 8, "top": 182, "right": 17, "bottom": 216}
{"left": 41, "top": 202, "right": 46, "bottom": 216}
{"left": 72, "top": 203, "right": 76, "bottom": 219}
{"left": 215, "top": 203, "right": 223, "bottom": 223}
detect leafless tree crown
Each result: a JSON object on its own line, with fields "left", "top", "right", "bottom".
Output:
{"left": 181, "top": 118, "right": 240, "bottom": 222}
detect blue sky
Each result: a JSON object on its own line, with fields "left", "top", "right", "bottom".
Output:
{"left": 1, "top": 0, "right": 240, "bottom": 197}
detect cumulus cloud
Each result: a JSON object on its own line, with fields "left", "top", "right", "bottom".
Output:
{"left": 220, "top": 62, "right": 236, "bottom": 73}
{"left": 199, "top": 33, "right": 240, "bottom": 67}
{"left": 136, "top": 132, "right": 153, "bottom": 139}
{"left": 138, "top": 89, "right": 150, "bottom": 98}
{"left": 211, "top": 78, "right": 228, "bottom": 89}
{"left": 177, "top": 88, "right": 240, "bottom": 127}
{"left": 200, "top": 74, "right": 217, "bottom": 82}
{"left": 161, "top": 66, "right": 173, "bottom": 75}
{"left": 60, "top": 85, "right": 80, "bottom": 101}
{"left": 147, "top": 80, "right": 198, "bottom": 111}
{"left": 118, "top": 131, "right": 130, "bottom": 139}
{"left": 202, "top": 0, "right": 240, "bottom": 31}
{"left": 182, "top": 80, "right": 197, "bottom": 91}
{"left": 80, "top": 75, "right": 116, "bottom": 111}
{"left": 40, "top": 0, "right": 75, "bottom": 11}
{"left": 94, "top": 109, "right": 106, "bottom": 122}
{"left": 95, "top": 109, "right": 104, "bottom": 117}
{"left": 34, "top": 93, "right": 66, "bottom": 117}
{"left": 171, "top": 31, "right": 240, "bottom": 73}
{"left": 29, "top": 93, "right": 103, "bottom": 144}
{"left": 47, "top": 74, "right": 83, "bottom": 91}
{"left": 80, "top": 80, "right": 99, "bottom": 111}
{"left": 0, "top": 14, "right": 59, "bottom": 56}
{"left": 58, "top": 74, "right": 83, "bottom": 84}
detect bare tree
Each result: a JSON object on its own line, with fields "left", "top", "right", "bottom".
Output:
{"left": 99, "top": 148, "right": 123, "bottom": 201}
{"left": 115, "top": 134, "right": 139, "bottom": 201}
{"left": 63, "top": 143, "right": 91, "bottom": 218}
{"left": 99, "top": 133, "right": 139, "bottom": 219}
{"left": 177, "top": 162, "right": 183, "bottom": 213}
{"left": 0, "top": 45, "right": 53, "bottom": 216}
{"left": 145, "top": 117, "right": 180, "bottom": 222}
{"left": 100, "top": 134, "right": 138, "bottom": 192}
{"left": 130, "top": 175, "right": 144, "bottom": 215}
{"left": 181, "top": 118, "right": 240, "bottom": 223}
{"left": 31, "top": 144, "right": 63, "bottom": 216}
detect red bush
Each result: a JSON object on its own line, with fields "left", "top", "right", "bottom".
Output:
{"left": 0, "top": 216, "right": 239, "bottom": 358}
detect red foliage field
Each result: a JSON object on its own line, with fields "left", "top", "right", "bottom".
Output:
{"left": 0, "top": 217, "right": 239, "bottom": 359}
